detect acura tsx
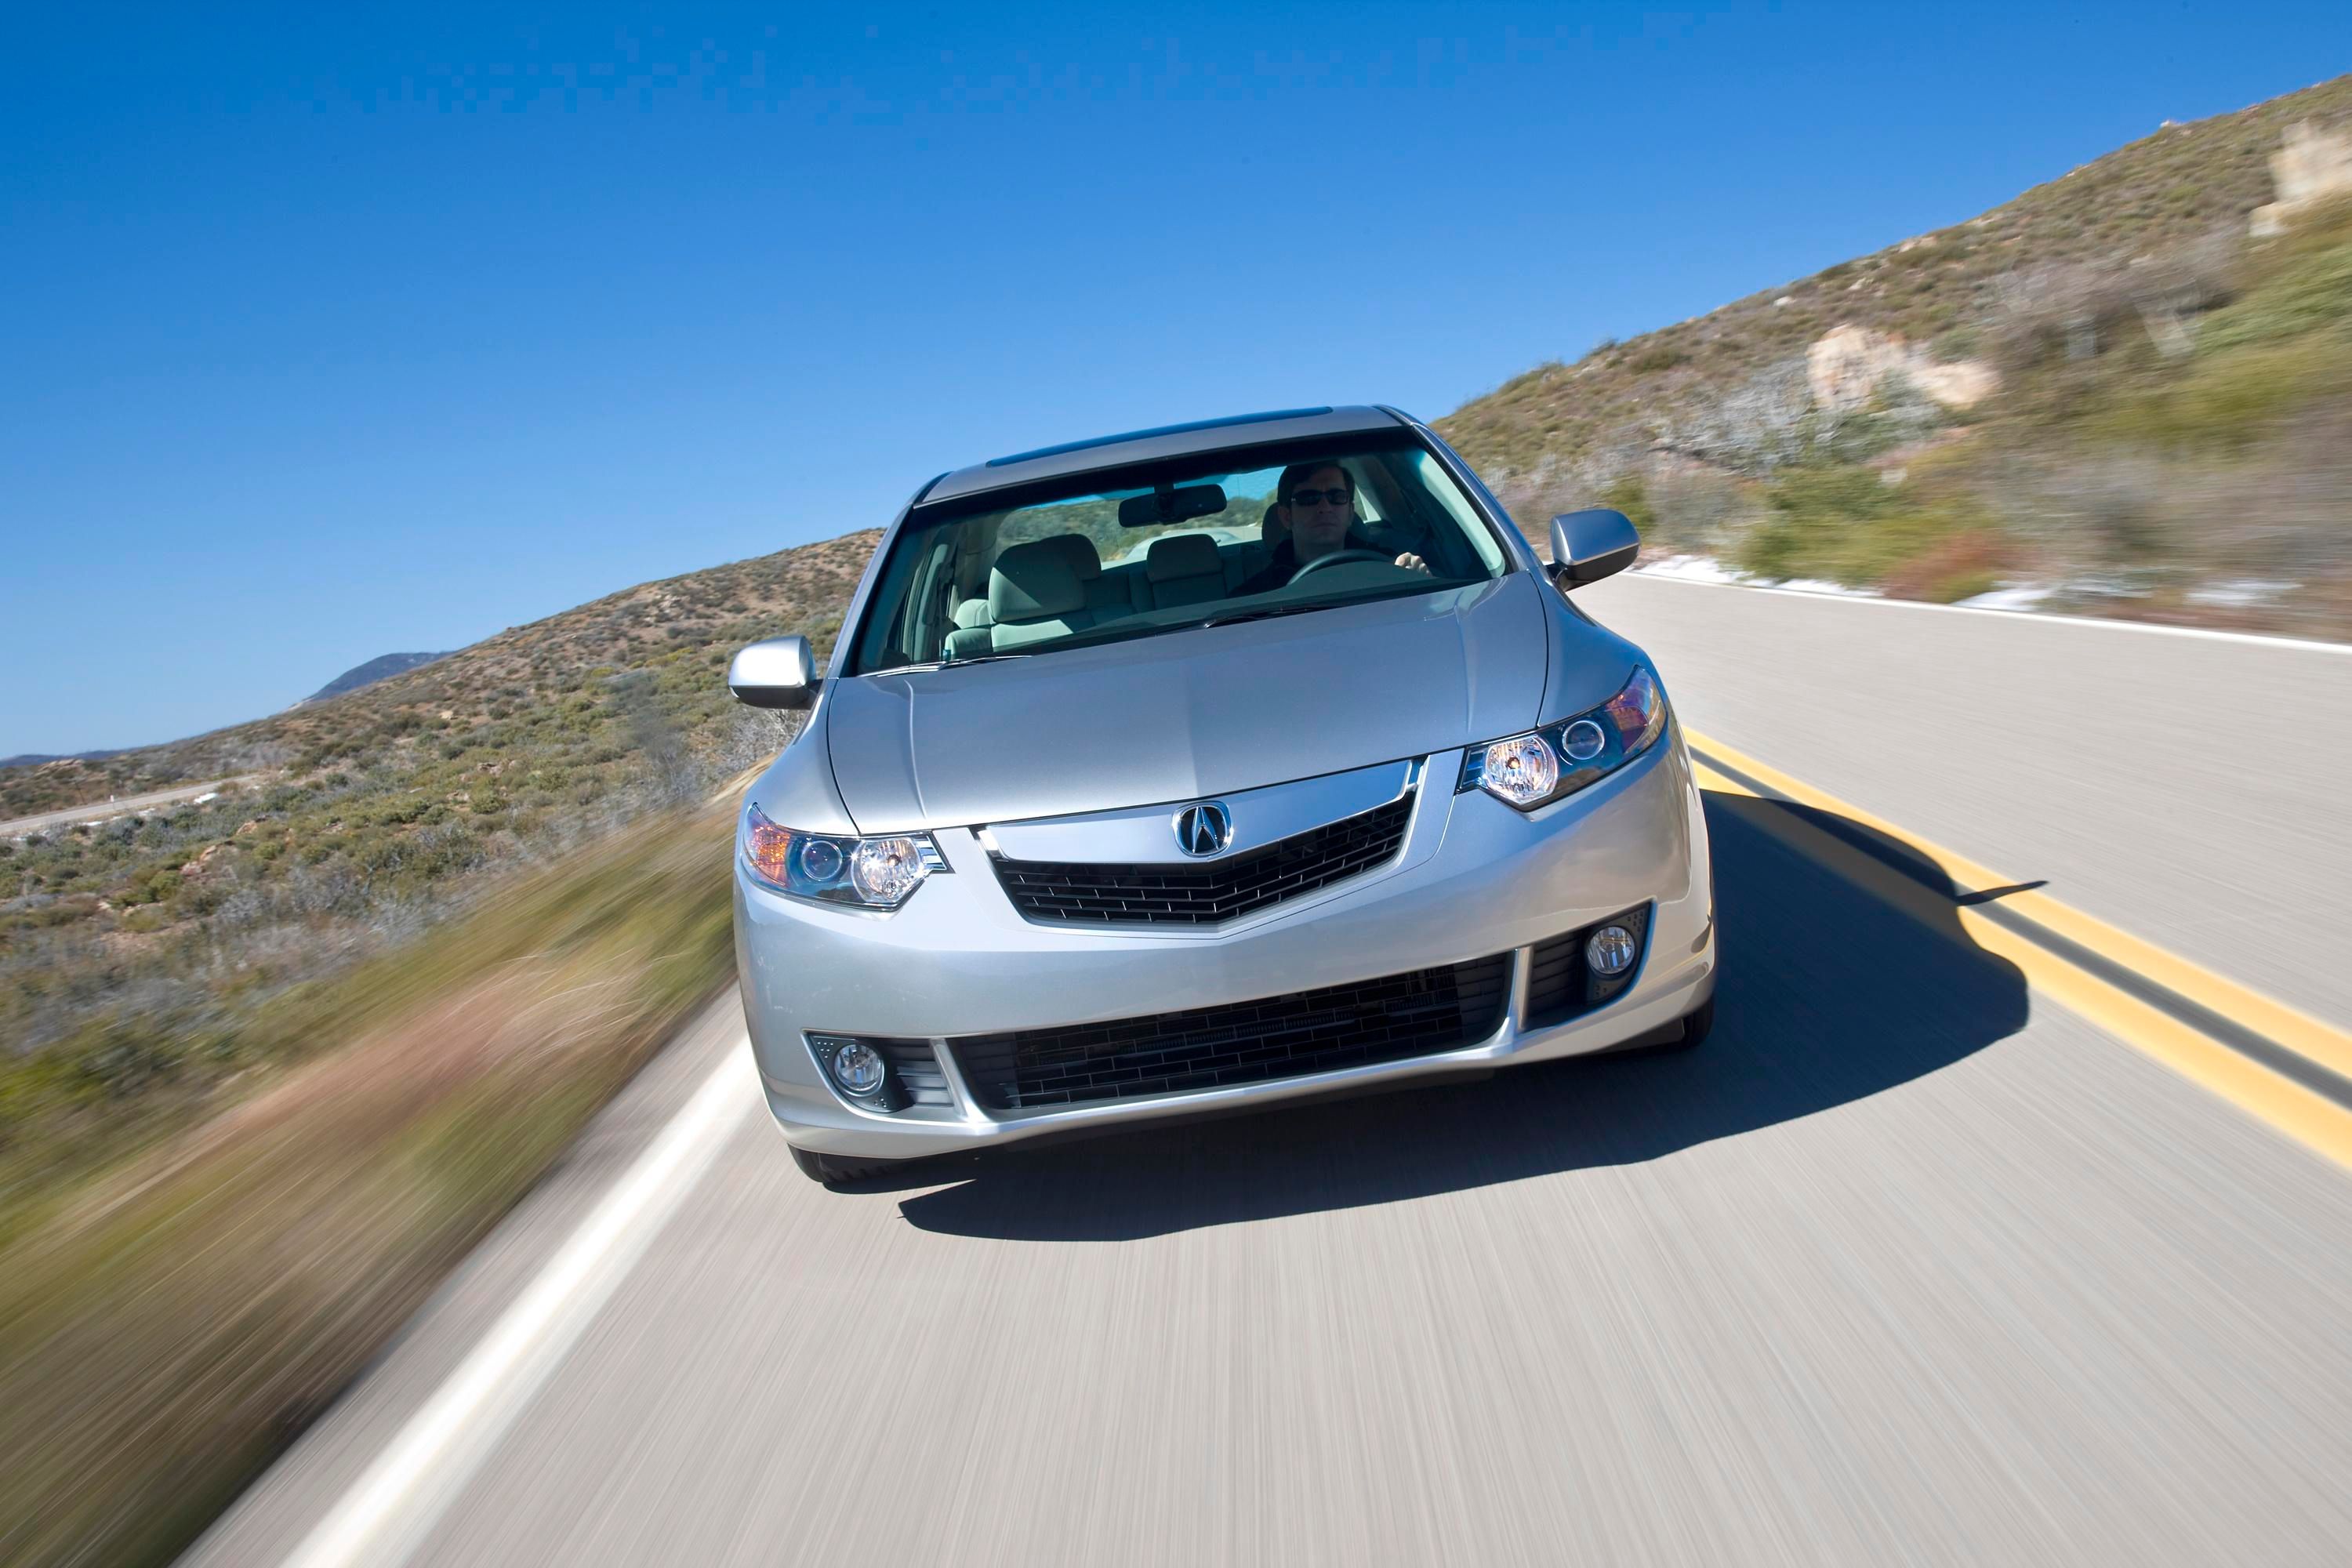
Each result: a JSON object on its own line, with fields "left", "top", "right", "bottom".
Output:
{"left": 727, "top": 405, "right": 1715, "bottom": 1184}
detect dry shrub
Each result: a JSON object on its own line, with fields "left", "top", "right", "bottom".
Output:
{"left": 1881, "top": 530, "right": 2023, "bottom": 603}
{"left": 0, "top": 803, "right": 735, "bottom": 1568}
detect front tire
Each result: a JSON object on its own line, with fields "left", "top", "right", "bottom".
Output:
{"left": 789, "top": 1144, "right": 898, "bottom": 1186}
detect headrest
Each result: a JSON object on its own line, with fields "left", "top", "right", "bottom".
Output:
{"left": 989, "top": 539, "right": 1089, "bottom": 622}
{"left": 1037, "top": 533, "right": 1102, "bottom": 579}
{"left": 1146, "top": 532, "right": 1224, "bottom": 583}
{"left": 952, "top": 597, "right": 993, "bottom": 630}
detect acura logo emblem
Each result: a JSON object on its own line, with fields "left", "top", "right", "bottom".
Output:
{"left": 1173, "top": 801, "right": 1232, "bottom": 857}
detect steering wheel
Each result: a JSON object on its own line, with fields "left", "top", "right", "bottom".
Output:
{"left": 1287, "top": 548, "right": 1394, "bottom": 585}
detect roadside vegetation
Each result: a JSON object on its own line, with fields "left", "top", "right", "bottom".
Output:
{"left": 0, "top": 531, "right": 871, "bottom": 1566}
{"left": 0, "top": 801, "right": 736, "bottom": 1566}
{"left": 2, "top": 529, "right": 874, "bottom": 1209}
{"left": 1439, "top": 74, "right": 2352, "bottom": 637}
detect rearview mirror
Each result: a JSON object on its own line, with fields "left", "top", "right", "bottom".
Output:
{"left": 1117, "top": 483, "right": 1229, "bottom": 528}
{"left": 728, "top": 635, "right": 819, "bottom": 710}
{"left": 1547, "top": 509, "right": 1640, "bottom": 590}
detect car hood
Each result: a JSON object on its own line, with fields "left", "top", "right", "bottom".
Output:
{"left": 823, "top": 573, "right": 1621, "bottom": 833}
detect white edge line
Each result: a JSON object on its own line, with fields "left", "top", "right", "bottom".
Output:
{"left": 279, "top": 1044, "right": 761, "bottom": 1568}
{"left": 1621, "top": 571, "right": 2352, "bottom": 656}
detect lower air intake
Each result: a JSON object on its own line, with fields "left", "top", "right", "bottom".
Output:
{"left": 950, "top": 953, "right": 1512, "bottom": 1112}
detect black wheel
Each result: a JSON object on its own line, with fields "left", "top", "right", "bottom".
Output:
{"left": 789, "top": 1144, "right": 898, "bottom": 1186}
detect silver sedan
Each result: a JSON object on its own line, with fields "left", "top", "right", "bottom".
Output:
{"left": 727, "top": 405, "right": 1715, "bottom": 1183}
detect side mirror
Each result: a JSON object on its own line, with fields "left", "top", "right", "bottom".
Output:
{"left": 1546, "top": 509, "right": 1641, "bottom": 590}
{"left": 728, "top": 636, "right": 820, "bottom": 710}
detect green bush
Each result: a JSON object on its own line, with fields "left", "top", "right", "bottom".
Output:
{"left": 1931, "top": 325, "right": 1982, "bottom": 361}
{"left": 2085, "top": 333, "right": 2351, "bottom": 452}
{"left": 119, "top": 868, "right": 181, "bottom": 907}
{"left": 2197, "top": 234, "right": 2352, "bottom": 353}
{"left": 1736, "top": 466, "right": 2005, "bottom": 590}
{"left": 1598, "top": 473, "right": 1656, "bottom": 535}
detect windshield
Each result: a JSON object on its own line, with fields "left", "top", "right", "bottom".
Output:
{"left": 848, "top": 433, "right": 1511, "bottom": 675}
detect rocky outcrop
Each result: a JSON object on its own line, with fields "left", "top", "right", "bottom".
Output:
{"left": 1805, "top": 325, "right": 1999, "bottom": 412}
{"left": 2250, "top": 122, "right": 2352, "bottom": 237}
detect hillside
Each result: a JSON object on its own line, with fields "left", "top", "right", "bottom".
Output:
{"left": 0, "top": 530, "right": 881, "bottom": 1566}
{"left": 2, "top": 529, "right": 875, "bottom": 1200}
{"left": 1438, "top": 73, "right": 2352, "bottom": 634}
{"left": 1, "top": 535, "right": 874, "bottom": 822}
{"left": 2, "top": 656, "right": 451, "bottom": 789}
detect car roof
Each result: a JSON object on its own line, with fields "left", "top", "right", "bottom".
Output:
{"left": 922, "top": 405, "right": 1415, "bottom": 506}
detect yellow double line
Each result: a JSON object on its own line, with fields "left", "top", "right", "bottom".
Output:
{"left": 1684, "top": 728, "right": 2352, "bottom": 1171}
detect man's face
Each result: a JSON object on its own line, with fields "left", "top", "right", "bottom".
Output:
{"left": 1282, "top": 466, "right": 1353, "bottom": 559}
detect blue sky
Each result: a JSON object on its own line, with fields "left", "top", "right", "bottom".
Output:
{"left": 5, "top": 4, "right": 2347, "bottom": 755}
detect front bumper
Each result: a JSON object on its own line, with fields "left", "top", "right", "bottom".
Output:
{"left": 734, "top": 735, "right": 1715, "bottom": 1161}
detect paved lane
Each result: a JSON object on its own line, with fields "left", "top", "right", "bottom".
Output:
{"left": 0, "top": 775, "right": 257, "bottom": 838}
{"left": 190, "top": 592, "right": 2352, "bottom": 1567}
{"left": 1577, "top": 576, "right": 2352, "bottom": 1028}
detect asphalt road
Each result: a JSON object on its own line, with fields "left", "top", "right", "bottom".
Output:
{"left": 1581, "top": 576, "right": 2352, "bottom": 1030}
{"left": 191, "top": 585, "right": 2352, "bottom": 1567}
{"left": 0, "top": 775, "right": 256, "bottom": 839}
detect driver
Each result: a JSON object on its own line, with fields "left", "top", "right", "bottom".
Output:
{"left": 1235, "top": 461, "right": 1428, "bottom": 595}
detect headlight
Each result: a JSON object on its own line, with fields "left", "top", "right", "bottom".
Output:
{"left": 739, "top": 803, "right": 947, "bottom": 909}
{"left": 1457, "top": 666, "right": 1668, "bottom": 811}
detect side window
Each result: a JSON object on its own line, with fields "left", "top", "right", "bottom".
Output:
{"left": 1347, "top": 459, "right": 1388, "bottom": 523}
{"left": 1224, "top": 468, "right": 1279, "bottom": 536}
{"left": 909, "top": 530, "right": 959, "bottom": 663}
{"left": 1411, "top": 449, "right": 1506, "bottom": 574}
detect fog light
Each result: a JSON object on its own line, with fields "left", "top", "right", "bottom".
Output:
{"left": 1586, "top": 924, "right": 1639, "bottom": 976}
{"left": 829, "top": 1039, "right": 887, "bottom": 1098}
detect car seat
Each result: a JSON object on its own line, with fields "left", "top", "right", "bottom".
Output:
{"left": 989, "top": 537, "right": 1100, "bottom": 649}
{"left": 1040, "top": 533, "right": 1146, "bottom": 618}
{"left": 942, "top": 597, "right": 994, "bottom": 660}
{"left": 1144, "top": 532, "right": 1229, "bottom": 610}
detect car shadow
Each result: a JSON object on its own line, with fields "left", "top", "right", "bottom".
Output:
{"left": 885, "top": 791, "right": 2031, "bottom": 1241}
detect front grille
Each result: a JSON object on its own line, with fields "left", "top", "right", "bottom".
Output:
{"left": 949, "top": 953, "right": 1511, "bottom": 1112}
{"left": 1525, "top": 904, "right": 1651, "bottom": 1028}
{"left": 989, "top": 793, "right": 1414, "bottom": 926}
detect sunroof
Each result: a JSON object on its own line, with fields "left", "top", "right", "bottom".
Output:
{"left": 985, "top": 408, "right": 1335, "bottom": 467}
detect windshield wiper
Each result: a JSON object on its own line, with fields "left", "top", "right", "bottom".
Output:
{"left": 1196, "top": 603, "right": 1329, "bottom": 630}
{"left": 937, "top": 652, "right": 1033, "bottom": 668}
{"left": 862, "top": 651, "right": 1033, "bottom": 676}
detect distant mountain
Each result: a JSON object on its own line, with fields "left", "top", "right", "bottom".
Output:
{"left": 3, "top": 655, "right": 456, "bottom": 780}
{"left": 0, "top": 748, "right": 129, "bottom": 771}
{"left": 296, "top": 652, "right": 452, "bottom": 706}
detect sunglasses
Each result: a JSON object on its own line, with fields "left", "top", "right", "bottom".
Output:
{"left": 1285, "top": 488, "right": 1352, "bottom": 508}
